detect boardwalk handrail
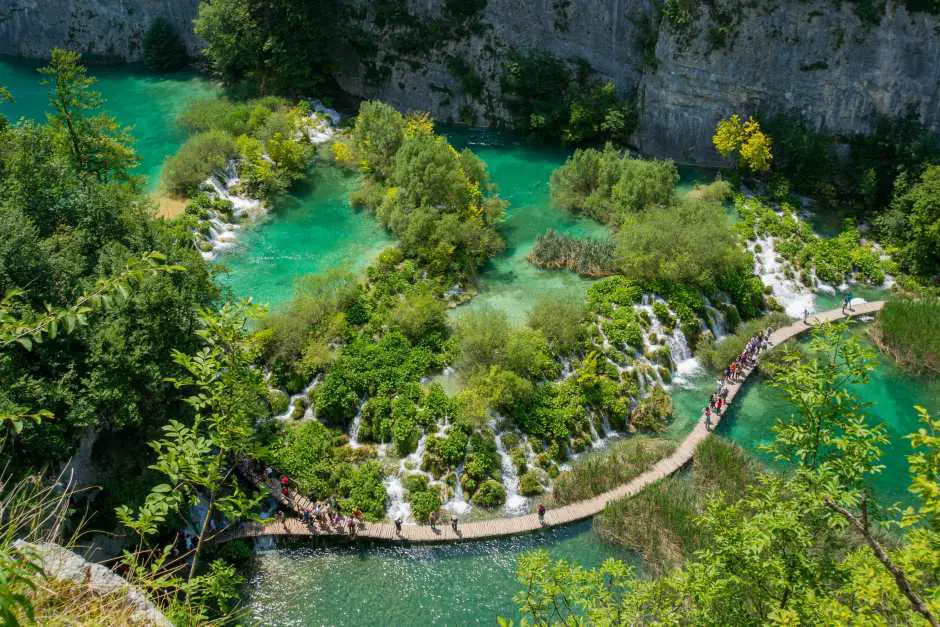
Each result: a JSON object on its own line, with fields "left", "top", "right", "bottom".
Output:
{"left": 222, "top": 301, "right": 885, "bottom": 544}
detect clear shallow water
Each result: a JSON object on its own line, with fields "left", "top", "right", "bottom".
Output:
{"left": 718, "top": 330, "right": 940, "bottom": 506}
{"left": 216, "top": 167, "right": 393, "bottom": 308}
{"left": 442, "top": 127, "right": 610, "bottom": 323}
{"left": 0, "top": 56, "right": 219, "bottom": 190}
{"left": 246, "top": 521, "right": 637, "bottom": 626}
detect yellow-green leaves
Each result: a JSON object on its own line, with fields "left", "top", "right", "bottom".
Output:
{"left": 713, "top": 113, "right": 773, "bottom": 172}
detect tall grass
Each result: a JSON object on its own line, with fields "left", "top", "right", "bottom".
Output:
{"left": 551, "top": 437, "right": 675, "bottom": 505}
{"left": 871, "top": 298, "right": 940, "bottom": 375}
{"left": 527, "top": 229, "right": 617, "bottom": 278}
{"left": 594, "top": 437, "right": 759, "bottom": 574}
{"left": 687, "top": 179, "right": 732, "bottom": 202}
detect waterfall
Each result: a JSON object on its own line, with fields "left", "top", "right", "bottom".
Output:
{"left": 274, "top": 376, "right": 320, "bottom": 421}
{"left": 588, "top": 415, "right": 605, "bottom": 449}
{"left": 749, "top": 235, "right": 816, "bottom": 319}
{"left": 491, "top": 420, "right": 527, "bottom": 515}
{"left": 383, "top": 476, "right": 411, "bottom": 522}
{"left": 559, "top": 357, "right": 573, "bottom": 380}
{"left": 443, "top": 463, "right": 471, "bottom": 515}
{"left": 703, "top": 299, "right": 728, "bottom": 340}
{"left": 348, "top": 398, "right": 365, "bottom": 448}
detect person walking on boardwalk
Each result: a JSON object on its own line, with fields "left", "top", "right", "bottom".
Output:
{"left": 451, "top": 514, "right": 458, "bottom": 533}
{"left": 705, "top": 406, "right": 713, "bottom": 431}
{"left": 803, "top": 308, "right": 809, "bottom": 324}
{"left": 394, "top": 517, "right": 402, "bottom": 533}
{"left": 538, "top": 503, "right": 546, "bottom": 524}
{"left": 347, "top": 517, "right": 357, "bottom": 537}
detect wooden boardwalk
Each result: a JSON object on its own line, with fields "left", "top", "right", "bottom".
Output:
{"left": 223, "top": 301, "right": 885, "bottom": 545}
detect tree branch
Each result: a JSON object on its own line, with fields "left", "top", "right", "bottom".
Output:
{"left": 824, "top": 497, "right": 938, "bottom": 627}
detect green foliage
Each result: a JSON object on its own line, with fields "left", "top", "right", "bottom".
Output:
{"left": 454, "top": 308, "right": 556, "bottom": 381}
{"left": 712, "top": 114, "right": 773, "bottom": 172}
{"left": 629, "top": 384, "right": 673, "bottom": 432}
{"left": 195, "top": 0, "right": 339, "bottom": 94}
{"left": 142, "top": 18, "right": 189, "bottom": 72}
{"left": 526, "top": 229, "right": 617, "bottom": 278}
{"left": 39, "top": 49, "right": 138, "bottom": 180}
{"left": 550, "top": 143, "right": 677, "bottom": 225}
{"left": 878, "top": 165, "right": 940, "bottom": 278}
{"left": 161, "top": 130, "right": 238, "bottom": 196}
{"left": 351, "top": 102, "right": 506, "bottom": 280}
{"left": 501, "top": 55, "right": 635, "bottom": 145}
{"left": 470, "top": 479, "right": 506, "bottom": 507}
{"left": 518, "top": 471, "right": 544, "bottom": 496}
{"left": 527, "top": 297, "right": 587, "bottom": 356}
{"left": 872, "top": 298, "right": 940, "bottom": 375}
{"left": 552, "top": 437, "right": 675, "bottom": 505}
{"left": 410, "top": 489, "right": 441, "bottom": 523}
{"left": 616, "top": 200, "right": 754, "bottom": 293}
{"left": 585, "top": 276, "right": 642, "bottom": 314}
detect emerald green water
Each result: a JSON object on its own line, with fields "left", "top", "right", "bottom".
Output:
{"left": 718, "top": 329, "right": 940, "bottom": 506}
{"left": 216, "top": 167, "right": 393, "bottom": 307}
{"left": 0, "top": 57, "right": 219, "bottom": 190}
{"left": 246, "top": 521, "right": 637, "bottom": 626}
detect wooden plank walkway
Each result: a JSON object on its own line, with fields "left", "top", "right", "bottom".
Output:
{"left": 223, "top": 301, "right": 885, "bottom": 545}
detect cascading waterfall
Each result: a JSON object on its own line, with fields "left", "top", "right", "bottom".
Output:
{"left": 274, "top": 376, "right": 320, "bottom": 421}
{"left": 443, "top": 462, "right": 471, "bottom": 515}
{"left": 749, "top": 235, "right": 816, "bottom": 319}
{"left": 348, "top": 398, "right": 366, "bottom": 448}
{"left": 702, "top": 298, "right": 728, "bottom": 341}
{"left": 490, "top": 419, "right": 528, "bottom": 515}
{"left": 383, "top": 476, "right": 410, "bottom": 522}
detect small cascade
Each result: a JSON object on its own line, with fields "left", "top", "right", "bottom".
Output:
{"left": 600, "top": 414, "right": 619, "bottom": 438}
{"left": 443, "top": 463, "right": 471, "bottom": 515}
{"left": 197, "top": 163, "right": 264, "bottom": 261}
{"left": 383, "top": 476, "right": 410, "bottom": 522}
{"left": 559, "top": 357, "right": 573, "bottom": 380}
{"left": 274, "top": 376, "right": 320, "bottom": 421}
{"left": 491, "top": 421, "right": 527, "bottom": 515}
{"left": 702, "top": 299, "right": 728, "bottom": 340}
{"left": 588, "top": 416, "right": 606, "bottom": 449}
{"left": 348, "top": 401, "right": 364, "bottom": 448}
{"left": 399, "top": 434, "right": 428, "bottom": 474}
{"left": 749, "top": 235, "right": 816, "bottom": 319}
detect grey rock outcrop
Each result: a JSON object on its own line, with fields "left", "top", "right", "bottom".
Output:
{"left": 2, "top": 0, "right": 939, "bottom": 165}
{"left": 13, "top": 540, "right": 173, "bottom": 626}
{"left": 0, "top": 0, "right": 202, "bottom": 61}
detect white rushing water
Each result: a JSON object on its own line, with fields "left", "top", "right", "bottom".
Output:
{"left": 443, "top": 462, "right": 472, "bottom": 516}
{"left": 383, "top": 476, "right": 411, "bottom": 522}
{"left": 490, "top": 419, "right": 528, "bottom": 515}
{"left": 749, "top": 235, "right": 816, "bottom": 319}
{"left": 348, "top": 399, "right": 365, "bottom": 448}
{"left": 274, "top": 376, "right": 320, "bottom": 421}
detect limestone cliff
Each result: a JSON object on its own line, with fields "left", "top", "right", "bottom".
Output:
{"left": 0, "top": 0, "right": 202, "bottom": 61}
{"left": 2, "top": 0, "right": 939, "bottom": 165}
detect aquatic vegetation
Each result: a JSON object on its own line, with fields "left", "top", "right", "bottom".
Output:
{"left": 551, "top": 437, "right": 676, "bottom": 505}
{"left": 871, "top": 298, "right": 940, "bottom": 375}
{"left": 527, "top": 229, "right": 617, "bottom": 277}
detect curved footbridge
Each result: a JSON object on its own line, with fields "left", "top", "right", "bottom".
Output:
{"left": 224, "top": 301, "right": 885, "bottom": 545}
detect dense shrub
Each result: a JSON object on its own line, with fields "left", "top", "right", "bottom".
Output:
{"left": 410, "top": 489, "right": 442, "bottom": 523}
{"left": 629, "top": 385, "right": 673, "bottom": 432}
{"left": 161, "top": 130, "right": 237, "bottom": 195}
{"left": 550, "top": 144, "right": 677, "bottom": 224}
{"left": 527, "top": 297, "right": 588, "bottom": 356}
{"left": 519, "top": 472, "right": 544, "bottom": 496}
{"left": 471, "top": 479, "right": 507, "bottom": 507}
{"left": 501, "top": 54, "right": 635, "bottom": 145}
{"left": 142, "top": 17, "right": 189, "bottom": 72}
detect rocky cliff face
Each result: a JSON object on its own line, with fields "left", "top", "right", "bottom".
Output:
{"left": 3, "top": 0, "right": 939, "bottom": 165}
{"left": 0, "top": 0, "right": 202, "bottom": 61}
{"left": 636, "top": 1, "right": 940, "bottom": 164}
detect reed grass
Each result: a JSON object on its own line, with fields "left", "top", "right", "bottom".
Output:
{"left": 551, "top": 437, "right": 675, "bottom": 505}
{"left": 594, "top": 437, "right": 759, "bottom": 574}
{"left": 870, "top": 298, "right": 940, "bottom": 375}
{"left": 527, "top": 229, "right": 617, "bottom": 278}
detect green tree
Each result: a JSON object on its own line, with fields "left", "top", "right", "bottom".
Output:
{"left": 39, "top": 49, "right": 138, "bottom": 179}
{"left": 142, "top": 17, "right": 189, "bottom": 72}
{"left": 713, "top": 114, "right": 773, "bottom": 173}
{"left": 118, "top": 302, "right": 268, "bottom": 579}
{"left": 879, "top": 165, "right": 940, "bottom": 278}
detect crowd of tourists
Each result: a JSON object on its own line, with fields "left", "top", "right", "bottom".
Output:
{"left": 703, "top": 328, "right": 773, "bottom": 431}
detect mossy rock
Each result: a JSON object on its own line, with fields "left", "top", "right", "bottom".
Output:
{"left": 658, "top": 366, "right": 672, "bottom": 384}
{"left": 289, "top": 402, "right": 306, "bottom": 421}
{"left": 630, "top": 385, "right": 674, "bottom": 432}
{"left": 471, "top": 479, "right": 507, "bottom": 508}
{"left": 501, "top": 432, "right": 520, "bottom": 450}
{"left": 645, "top": 346, "right": 672, "bottom": 368}
{"left": 268, "top": 389, "right": 290, "bottom": 415}
{"left": 519, "top": 472, "right": 544, "bottom": 496}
